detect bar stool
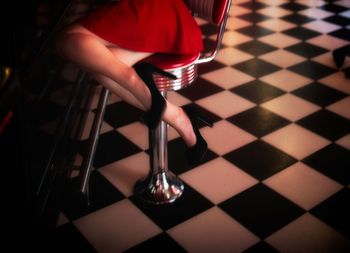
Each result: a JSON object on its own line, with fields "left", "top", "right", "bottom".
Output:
{"left": 78, "top": 0, "right": 232, "bottom": 205}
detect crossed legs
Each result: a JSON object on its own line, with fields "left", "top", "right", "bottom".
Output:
{"left": 55, "top": 24, "right": 196, "bottom": 147}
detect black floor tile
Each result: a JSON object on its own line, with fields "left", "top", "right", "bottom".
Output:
{"left": 239, "top": 1, "right": 268, "bottom": 11}
{"left": 61, "top": 170, "right": 125, "bottom": 220}
{"left": 320, "top": 3, "right": 349, "bottom": 14}
{"left": 325, "top": 15, "right": 350, "bottom": 26}
{"left": 104, "top": 101, "right": 143, "bottom": 128}
{"left": 235, "top": 40, "right": 278, "bottom": 56}
{"left": 283, "top": 27, "right": 321, "bottom": 40}
{"left": 296, "top": 109, "right": 350, "bottom": 141}
{"left": 35, "top": 100, "right": 65, "bottom": 124}
{"left": 130, "top": 183, "right": 214, "bottom": 230}
{"left": 285, "top": 43, "right": 328, "bottom": 58}
{"left": 219, "top": 184, "right": 305, "bottom": 238}
{"left": 288, "top": 61, "right": 336, "bottom": 80}
{"left": 80, "top": 130, "right": 142, "bottom": 168}
{"left": 197, "top": 60, "right": 226, "bottom": 75}
{"left": 201, "top": 23, "right": 220, "bottom": 36}
{"left": 124, "top": 233, "right": 186, "bottom": 252}
{"left": 243, "top": 241, "right": 279, "bottom": 253}
{"left": 282, "top": 13, "right": 315, "bottom": 25}
{"left": 184, "top": 103, "right": 222, "bottom": 127}
{"left": 224, "top": 140, "right": 297, "bottom": 180}
{"left": 303, "top": 144, "right": 350, "bottom": 185}
{"left": 227, "top": 106, "right": 290, "bottom": 137}
{"left": 311, "top": 188, "right": 350, "bottom": 237}
{"left": 292, "top": 82, "right": 348, "bottom": 107}
{"left": 236, "top": 25, "right": 274, "bottom": 38}
{"left": 202, "top": 37, "right": 219, "bottom": 54}
{"left": 231, "top": 80, "right": 285, "bottom": 104}
{"left": 234, "top": 59, "right": 281, "bottom": 78}
{"left": 43, "top": 223, "right": 97, "bottom": 253}
{"left": 280, "top": 2, "right": 309, "bottom": 12}
{"left": 238, "top": 12, "right": 271, "bottom": 23}
{"left": 329, "top": 28, "right": 350, "bottom": 41}
{"left": 178, "top": 77, "right": 224, "bottom": 101}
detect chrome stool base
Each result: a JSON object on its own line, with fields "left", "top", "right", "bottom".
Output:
{"left": 135, "top": 171, "right": 184, "bottom": 205}
{"left": 134, "top": 92, "right": 185, "bottom": 204}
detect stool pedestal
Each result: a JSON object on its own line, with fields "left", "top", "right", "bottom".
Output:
{"left": 135, "top": 92, "right": 184, "bottom": 204}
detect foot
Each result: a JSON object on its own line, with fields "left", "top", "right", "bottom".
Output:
{"left": 183, "top": 107, "right": 212, "bottom": 166}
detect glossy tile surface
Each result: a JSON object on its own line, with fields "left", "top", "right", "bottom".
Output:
{"left": 54, "top": 0, "right": 350, "bottom": 252}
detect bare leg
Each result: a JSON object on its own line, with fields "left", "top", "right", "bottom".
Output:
{"left": 55, "top": 24, "right": 196, "bottom": 147}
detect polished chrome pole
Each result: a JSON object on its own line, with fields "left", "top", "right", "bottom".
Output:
{"left": 135, "top": 91, "right": 184, "bottom": 204}
{"left": 79, "top": 87, "right": 110, "bottom": 204}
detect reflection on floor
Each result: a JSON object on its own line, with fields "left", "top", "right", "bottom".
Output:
{"left": 53, "top": 0, "right": 350, "bottom": 252}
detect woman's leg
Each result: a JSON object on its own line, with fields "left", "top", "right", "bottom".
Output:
{"left": 55, "top": 24, "right": 197, "bottom": 147}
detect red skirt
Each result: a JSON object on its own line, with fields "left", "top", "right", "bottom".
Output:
{"left": 78, "top": 0, "right": 204, "bottom": 54}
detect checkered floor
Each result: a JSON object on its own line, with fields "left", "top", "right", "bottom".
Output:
{"left": 53, "top": 0, "right": 350, "bottom": 252}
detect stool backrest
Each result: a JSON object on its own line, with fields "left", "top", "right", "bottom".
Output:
{"left": 186, "top": 0, "right": 230, "bottom": 25}
{"left": 186, "top": 0, "right": 233, "bottom": 64}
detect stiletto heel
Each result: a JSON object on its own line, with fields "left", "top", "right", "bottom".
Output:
{"left": 134, "top": 62, "right": 177, "bottom": 129}
{"left": 332, "top": 45, "right": 350, "bottom": 68}
{"left": 333, "top": 49, "right": 346, "bottom": 68}
{"left": 183, "top": 107, "right": 213, "bottom": 166}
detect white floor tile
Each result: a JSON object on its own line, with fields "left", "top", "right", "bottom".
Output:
{"left": 215, "top": 48, "right": 254, "bottom": 66}
{"left": 264, "top": 162, "right": 342, "bottom": 210}
{"left": 258, "top": 32, "right": 300, "bottom": 48}
{"left": 117, "top": 122, "right": 148, "bottom": 150}
{"left": 225, "top": 17, "right": 251, "bottom": 30}
{"left": 201, "top": 67, "right": 255, "bottom": 89}
{"left": 303, "top": 20, "right": 341, "bottom": 34}
{"left": 266, "top": 213, "right": 350, "bottom": 253}
{"left": 307, "top": 35, "right": 349, "bottom": 50}
{"left": 168, "top": 207, "right": 259, "bottom": 253}
{"left": 180, "top": 157, "right": 258, "bottom": 204}
{"left": 326, "top": 97, "right": 350, "bottom": 119}
{"left": 202, "top": 120, "right": 257, "bottom": 155}
{"left": 336, "top": 134, "right": 350, "bottom": 150}
{"left": 74, "top": 199, "right": 162, "bottom": 253}
{"left": 262, "top": 124, "right": 330, "bottom": 159}
{"left": 296, "top": 0, "right": 327, "bottom": 7}
{"left": 258, "top": 6, "right": 292, "bottom": 18}
{"left": 229, "top": 5, "right": 251, "bottom": 16}
{"left": 259, "top": 49, "right": 306, "bottom": 68}
{"left": 258, "top": 18, "right": 297, "bottom": 32}
{"left": 80, "top": 111, "right": 114, "bottom": 140}
{"left": 298, "top": 8, "right": 333, "bottom": 19}
{"left": 196, "top": 91, "right": 256, "bottom": 118}
{"left": 218, "top": 31, "right": 253, "bottom": 47}
{"left": 261, "top": 93, "right": 321, "bottom": 122}
{"left": 99, "top": 152, "right": 150, "bottom": 197}
{"left": 312, "top": 52, "right": 338, "bottom": 68}
{"left": 319, "top": 72, "right": 350, "bottom": 95}
{"left": 260, "top": 70, "right": 312, "bottom": 92}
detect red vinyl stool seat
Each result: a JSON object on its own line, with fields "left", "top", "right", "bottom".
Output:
{"left": 142, "top": 52, "right": 200, "bottom": 91}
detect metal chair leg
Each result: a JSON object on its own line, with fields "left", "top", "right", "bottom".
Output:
{"left": 78, "top": 87, "right": 110, "bottom": 205}
{"left": 134, "top": 91, "right": 184, "bottom": 204}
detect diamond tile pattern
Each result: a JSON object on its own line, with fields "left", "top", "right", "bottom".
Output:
{"left": 48, "top": 1, "right": 350, "bottom": 252}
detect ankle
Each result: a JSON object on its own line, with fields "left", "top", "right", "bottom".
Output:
{"left": 176, "top": 108, "right": 196, "bottom": 147}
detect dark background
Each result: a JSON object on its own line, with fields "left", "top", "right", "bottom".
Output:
{"left": 0, "top": 1, "right": 87, "bottom": 251}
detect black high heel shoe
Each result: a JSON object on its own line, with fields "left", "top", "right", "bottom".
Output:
{"left": 183, "top": 107, "right": 213, "bottom": 166}
{"left": 134, "top": 62, "right": 177, "bottom": 129}
{"left": 332, "top": 45, "right": 350, "bottom": 68}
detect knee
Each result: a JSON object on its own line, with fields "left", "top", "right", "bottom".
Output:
{"left": 54, "top": 27, "right": 86, "bottom": 58}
